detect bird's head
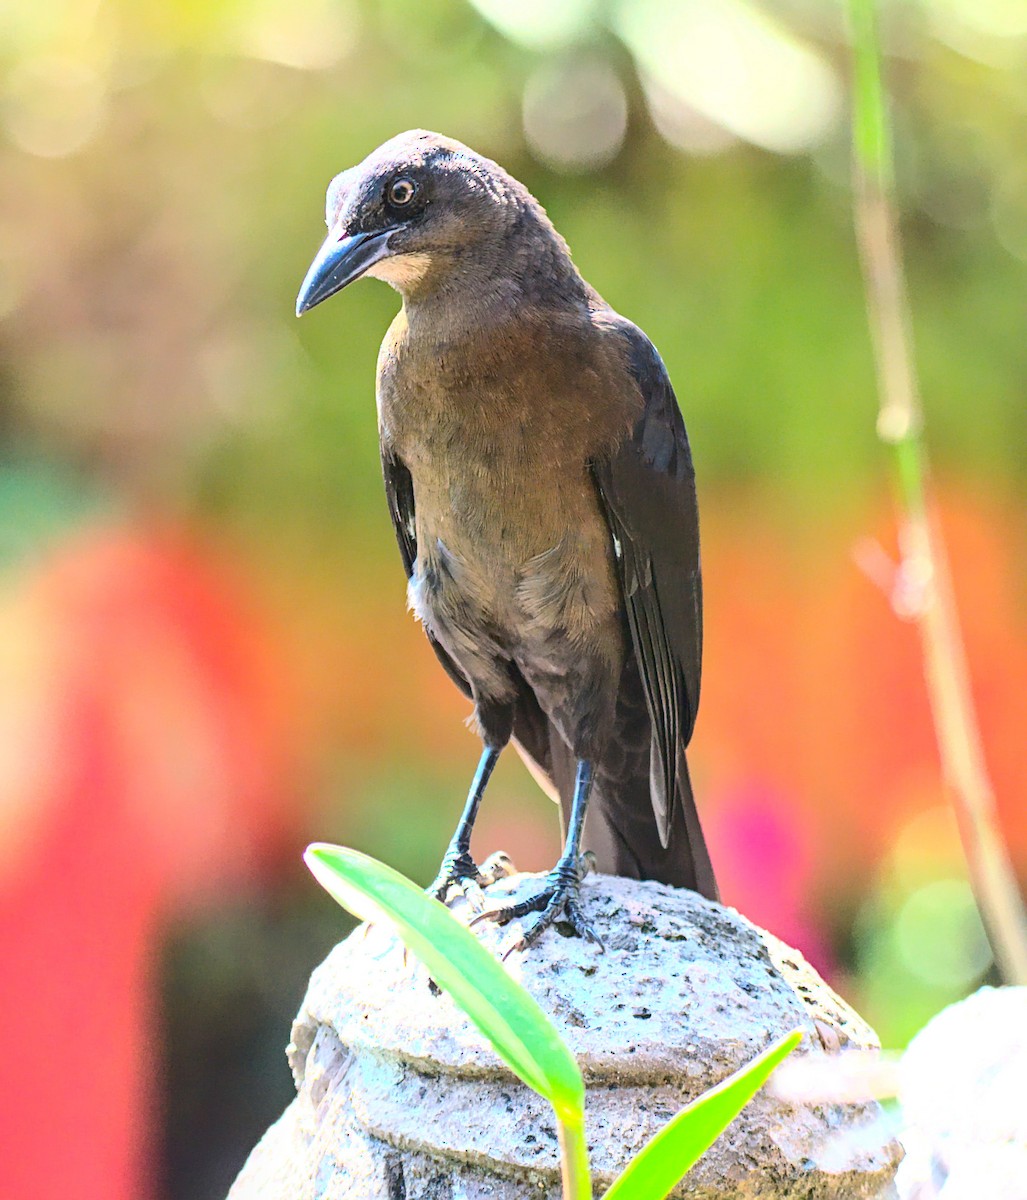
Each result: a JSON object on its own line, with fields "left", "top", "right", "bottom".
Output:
{"left": 295, "top": 130, "right": 534, "bottom": 316}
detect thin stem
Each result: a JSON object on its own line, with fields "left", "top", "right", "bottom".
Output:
{"left": 557, "top": 1113, "right": 593, "bottom": 1200}
{"left": 847, "top": 0, "right": 1027, "bottom": 984}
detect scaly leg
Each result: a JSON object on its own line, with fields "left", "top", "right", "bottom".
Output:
{"left": 429, "top": 747, "right": 503, "bottom": 911}
{"left": 474, "top": 760, "right": 603, "bottom": 955}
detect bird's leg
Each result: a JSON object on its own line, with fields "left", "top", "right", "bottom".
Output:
{"left": 474, "top": 760, "right": 603, "bottom": 955}
{"left": 429, "top": 747, "right": 500, "bottom": 911}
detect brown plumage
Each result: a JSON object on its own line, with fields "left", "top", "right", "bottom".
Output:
{"left": 297, "top": 130, "right": 717, "bottom": 950}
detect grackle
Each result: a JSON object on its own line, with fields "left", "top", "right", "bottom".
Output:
{"left": 296, "top": 131, "right": 717, "bottom": 952}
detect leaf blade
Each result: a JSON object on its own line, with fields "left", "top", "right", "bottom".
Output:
{"left": 602, "top": 1030, "right": 802, "bottom": 1200}
{"left": 304, "top": 842, "right": 585, "bottom": 1121}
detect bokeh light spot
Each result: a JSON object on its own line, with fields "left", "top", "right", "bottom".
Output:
{"left": 615, "top": 0, "right": 841, "bottom": 155}
{"left": 889, "top": 805, "right": 964, "bottom": 893}
{"left": 641, "top": 77, "right": 739, "bottom": 157}
{"left": 891, "top": 878, "right": 992, "bottom": 990}
{"left": 467, "top": 0, "right": 596, "bottom": 51}
{"left": 238, "top": 0, "right": 359, "bottom": 70}
{"left": 3, "top": 56, "right": 107, "bottom": 158}
{"left": 522, "top": 57, "right": 627, "bottom": 174}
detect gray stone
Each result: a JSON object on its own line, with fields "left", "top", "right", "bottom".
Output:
{"left": 229, "top": 872, "right": 902, "bottom": 1199}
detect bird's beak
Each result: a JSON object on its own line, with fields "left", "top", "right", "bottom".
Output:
{"left": 295, "top": 227, "right": 396, "bottom": 316}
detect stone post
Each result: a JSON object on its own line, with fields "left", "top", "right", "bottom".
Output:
{"left": 229, "top": 873, "right": 902, "bottom": 1199}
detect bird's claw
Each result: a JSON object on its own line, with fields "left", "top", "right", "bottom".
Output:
{"left": 429, "top": 847, "right": 490, "bottom": 911}
{"left": 473, "top": 857, "right": 604, "bottom": 956}
{"left": 430, "top": 846, "right": 518, "bottom": 911}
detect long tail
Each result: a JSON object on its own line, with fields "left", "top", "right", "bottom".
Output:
{"left": 510, "top": 664, "right": 718, "bottom": 899}
{"left": 547, "top": 722, "right": 718, "bottom": 900}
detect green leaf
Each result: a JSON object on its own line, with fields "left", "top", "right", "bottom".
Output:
{"left": 304, "top": 843, "right": 585, "bottom": 1123}
{"left": 602, "top": 1030, "right": 802, "bottom": 1200}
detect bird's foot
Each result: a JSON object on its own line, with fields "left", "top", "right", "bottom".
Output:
{"left": 429, "top": 847, "right": 515, "bottom": 912}
{"left": 473, "top": 854, "right": 604, "bottom": 957}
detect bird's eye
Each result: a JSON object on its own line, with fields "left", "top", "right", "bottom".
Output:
{"left": 387, "top": 177, "right": 418, "bottom": 207}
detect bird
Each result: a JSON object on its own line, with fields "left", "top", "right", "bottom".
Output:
{"left": 296, "top": 130, "right": 718, "bottom": 952}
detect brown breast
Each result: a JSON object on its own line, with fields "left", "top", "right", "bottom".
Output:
{"left": 377, "top": 304, "right": 641, "bottom": 653}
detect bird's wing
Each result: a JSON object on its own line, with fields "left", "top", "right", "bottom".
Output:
{"left": 591, "top": 318, "right": 702, "bottom": 847}
{"left": 380, "top": 444, "right": 473, "bottom": 699}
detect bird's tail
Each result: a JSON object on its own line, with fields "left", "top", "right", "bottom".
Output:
{"left": 551, "top": 733, "right": 718, "bottom": 900}
{"left": 586, "top": 752, "right": 718, "bottom": 899}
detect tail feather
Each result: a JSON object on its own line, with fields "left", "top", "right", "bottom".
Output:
{"left": 548, "top": 723, "right": 718, "bottom": 900}
{"left": 510, "top": 660, "right": 717, "bottom": 900}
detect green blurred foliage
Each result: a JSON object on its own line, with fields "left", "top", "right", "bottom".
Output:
{"left": 2, "top": 0, "right": 1026, "bottom": 543}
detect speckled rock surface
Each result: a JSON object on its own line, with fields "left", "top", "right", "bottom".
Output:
{"left": 229, "top": 872, "right": 902, "bottom": 1199}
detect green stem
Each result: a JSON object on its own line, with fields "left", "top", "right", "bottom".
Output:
{"left": 849, "top": 0, "right": 892, "bottom": 189}
{"left": 557, "top": 1113, "right": 592, "bottom": 1200}
{"left": 847, "top": 0, "right": 1027, "bottom": 984}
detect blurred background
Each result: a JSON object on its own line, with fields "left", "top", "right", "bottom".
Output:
{"left": 0, "top": 0, "right": 1024, "bottom": 1196}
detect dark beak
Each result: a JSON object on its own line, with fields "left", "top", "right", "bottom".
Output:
{"left": 295, "top": 228, "right": 396, "bottom": 316}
